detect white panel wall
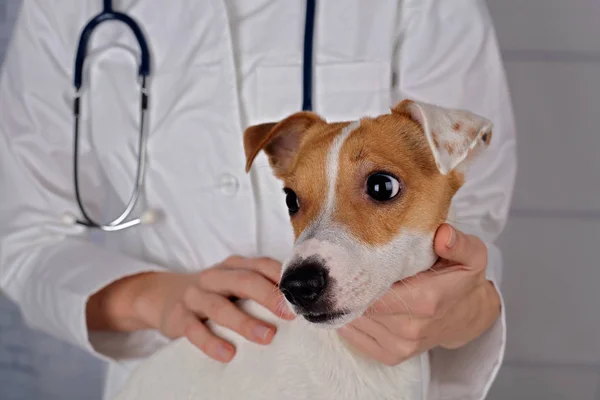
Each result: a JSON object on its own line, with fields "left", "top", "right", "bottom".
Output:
{"left": 487, "top": 0, "right": 600, "bottom": 399}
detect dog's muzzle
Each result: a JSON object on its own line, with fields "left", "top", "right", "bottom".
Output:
{"left": 279, "top": 256, "right": 346, "bottom": 323}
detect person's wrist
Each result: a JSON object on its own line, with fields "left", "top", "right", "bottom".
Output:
{"left": 86, "top": 271, "right": 161, "bottom": 332}
{"left": 130, "top": 271, "right": 191, "bottom": 332}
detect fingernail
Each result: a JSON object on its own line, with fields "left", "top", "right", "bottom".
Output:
{"left": 216, "top": 343, "right": 233, "bottom": 362}
{"left": 446, "top": 225, "right": 456, "bottom": 248}
{"left": 253, "top": 325, "right": 273, "bottom": 341}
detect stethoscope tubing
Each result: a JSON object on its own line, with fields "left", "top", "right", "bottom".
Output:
{"left": 70, "top": 0, "right": 316, "bottom": 231}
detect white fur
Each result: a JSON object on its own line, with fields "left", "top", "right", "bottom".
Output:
{"left": 290, "top": 228, "right": 436, "bottom": 328}
{"left": 324, "top": 121, "right": 361, "bottom": 214}
{"left": 115, "top": 301, "right": 427, "bottom": 400}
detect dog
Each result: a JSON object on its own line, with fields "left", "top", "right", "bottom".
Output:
{"left": 114, "top": 99, "right": 492, "bottom": 400}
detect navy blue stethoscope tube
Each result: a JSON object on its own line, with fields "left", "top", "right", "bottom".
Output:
{"left": 70, "top": 0, "right": 316, "bottom": 231}
{"left": 73, "top": 0, "right": 315, "bottom": 107}
{"left": 302, "top": 0, "right": 317, "bottom": 111}
{"left": 74, "top": 0, "right": 151, "bottom": 90}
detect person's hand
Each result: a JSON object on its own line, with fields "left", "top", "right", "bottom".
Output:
{"left": 87, "top": 256, "right": 295, "bottom": 363}
{"left": 337, "top": 224, "right": 501, "bottom": 366}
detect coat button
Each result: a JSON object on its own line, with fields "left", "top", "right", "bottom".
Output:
{"left": 219, "top": 173, "right": 239, "bottom": 196}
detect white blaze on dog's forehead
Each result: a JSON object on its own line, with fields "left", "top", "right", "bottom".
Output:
{"left": 296, "top": 120, "right": 360, "bottom": 244}
{"left": 324, "top": 120, "right": 361, "bottom": 215}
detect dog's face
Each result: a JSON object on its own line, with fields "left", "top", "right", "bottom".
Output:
{"left": 244, "top": 100, "right": 492, "bottom": 327}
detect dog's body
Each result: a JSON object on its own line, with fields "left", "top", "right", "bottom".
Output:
{"left": 115, "top": 100, "right": 492, "bottom": 400}
{"left": 116, "top": 300, "right": 429, "bottom": 400}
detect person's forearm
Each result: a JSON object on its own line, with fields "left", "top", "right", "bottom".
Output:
{"left": 86, "top": 271, "right": 159, "bottom": 333}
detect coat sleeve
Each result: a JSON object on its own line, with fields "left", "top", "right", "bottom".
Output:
{"left": 392, "top": 0, "right": 517, "bottom": 398}
{"left": 0, "top": 0, "right": 169, "bottom": 363}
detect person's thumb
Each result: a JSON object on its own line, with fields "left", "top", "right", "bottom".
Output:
{"left": 433, "top": 224, "right": 487, "bottom": 270}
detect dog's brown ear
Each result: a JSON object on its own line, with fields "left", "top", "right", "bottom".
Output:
{"left": 243, "top": 111, "right": 325, "bottom": 176}
{"left": 392, "top": 99, "right": 493, "bottom": 175}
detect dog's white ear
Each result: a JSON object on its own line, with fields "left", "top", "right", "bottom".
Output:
{"left": 393, "top": 100, "right": 493, "bottom": 175}
{"left": 244, "top": 111, "right": 325, "bottom": 176}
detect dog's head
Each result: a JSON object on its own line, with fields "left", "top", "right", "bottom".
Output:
{"left": 244, "top": 100, "right": 492, "bottom": 327}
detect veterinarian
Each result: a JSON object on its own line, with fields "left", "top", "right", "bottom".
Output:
{"left": 0, "top": 1, "right": 516, "bottom": 399}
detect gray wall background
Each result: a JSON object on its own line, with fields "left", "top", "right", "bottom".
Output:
{"left": 1, "top": 0, "right": 599, "bottom": 399}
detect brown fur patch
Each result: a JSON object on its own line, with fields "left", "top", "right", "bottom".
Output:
{"left": 273, "top": 114, "right": 464, "bottom": 245}
{"left": 444, "top": 142, "right": 457, "bottom": 155}
{"left": 467, "top": 127, "right": 479, "bottom": 141}
{"left": 331, "top": 115, "right": 461, "bottom": 245}
{"left": 261, "top": 112, "right": 466, "bottom": 246}
{"left": 453, "top": 122, "right": 462, "bottom": 131}
{"left": 243, "top": 112, "right": 324, "bottom": 175}
{"left": 431, "top": 132, "right": 440, "bottom": 149}
{"left": 277, "top": 122, "right": 350, "bottom": 239}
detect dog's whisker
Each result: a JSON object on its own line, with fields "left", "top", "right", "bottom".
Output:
{"left": 354, "top": 314, "right": 369, "bottom": 331}
{"left": 377, "top": 298, "right": 394, "bottom": 315}
{"left": 366, "top": 303, "right": 376, "bottom": 315}
{"left": 400, "top": 279, "right": 417, "bottom": 298}
{"left": 389, "top": 291, "right": 413, "bottom": 320}
{"left": 266, "top": 285, "right": 291, "bottom": 317}
{"left": 428, "top": 265, "right": 441, "bottom": 275}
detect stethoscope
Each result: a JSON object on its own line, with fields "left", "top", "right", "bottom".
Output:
{"left": 64, "top": 0, "right": 317, "bottom": 232}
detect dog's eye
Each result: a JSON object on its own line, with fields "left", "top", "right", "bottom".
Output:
{"left": 366, "top": 173, "right": 401, "bottom": 202}
{"left": 283, "top": 188, "right": 300, "bottom": 215}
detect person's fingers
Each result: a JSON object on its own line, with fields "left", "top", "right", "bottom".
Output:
{"left": 368, "top": 313, "right": 435, "bottom": 341}
{"left": 368, "top": 266, "right": 479, "bottom": 318}
{"left": 439, "top": 282, "right": 501, "bottom": 349}
{"left": 346, "top": 317, "right": 433, "bottom": 364}
{"left": 184, "top": 318, "right": 236, "bottom": 363}
{"left": 183, "top": 289, "right": 277, "bottom": 345}
{"left": 348, "top": 317, "right": 397, "bottom": 347}
{"left": 433, "top": 224, "right": 488, "bottom": 269}
{"left": 220, "top": 255, "right": 282, "bottom": 283}
{"left": 159, "top": 300, "right": 237, "bottom": 363}
{"left": 337, "top": 325, "right": 392, "bottom": 365}
{"left": 198, "top": 268, "right": 295, "bottom": 319}
{"left": 160, "top": 300, "right": 197, "bottom": 339}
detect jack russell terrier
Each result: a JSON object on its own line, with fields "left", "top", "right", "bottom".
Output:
{"left": 115, "top": 99, "right": 493, "bottom": 400}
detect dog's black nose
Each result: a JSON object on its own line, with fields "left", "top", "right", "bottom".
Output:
{"left": 280, "top": 261, "right": 328, "bottom": 309}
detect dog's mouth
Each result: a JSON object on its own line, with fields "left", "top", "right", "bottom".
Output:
{"left": 302, "top": 310, "right": 349, "bottom": 324}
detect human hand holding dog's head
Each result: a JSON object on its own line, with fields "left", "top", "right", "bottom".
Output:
{"left": 337, "top": 224, "right": 501, "bottom": 366}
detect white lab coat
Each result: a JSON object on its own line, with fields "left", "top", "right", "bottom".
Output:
{"left": 0, "top": 0, "right": 516, "bottom": 399}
